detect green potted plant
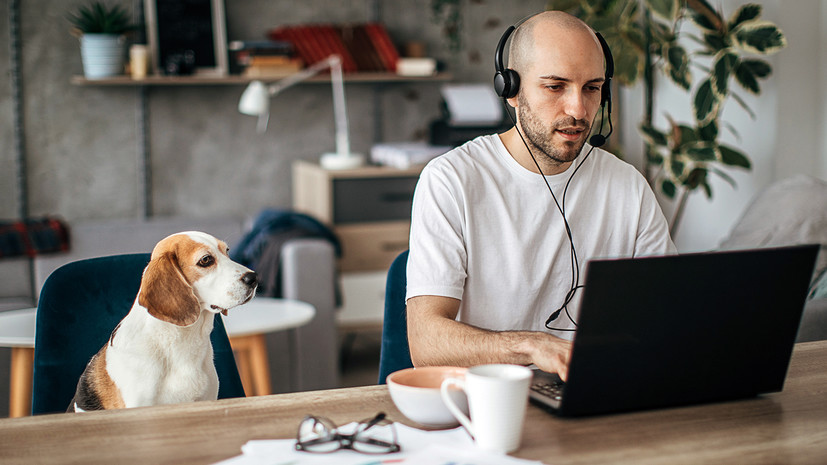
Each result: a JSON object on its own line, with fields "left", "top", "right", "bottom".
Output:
{"left": 68, "top": 1, "right": 137, "bottom": 79}
{"left": 546, "top": 0, "right": 786, "bottom": 235}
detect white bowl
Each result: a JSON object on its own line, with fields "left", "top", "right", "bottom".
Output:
{"left": 387, "top": 366, "right": 469, "bottom": 428}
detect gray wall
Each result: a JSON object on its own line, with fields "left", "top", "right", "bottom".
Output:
{"left": 0, "top": 0, "right": 548, "bottom": 302}
{"left": 10, "top": 0, "right": 552, "bottom": 221}
{"left": 3, "top": 1, "right": 826, "bottom": 290}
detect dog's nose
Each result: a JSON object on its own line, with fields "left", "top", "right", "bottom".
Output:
{"left": 241, "top": 271, "right": 259, "bottom": 287}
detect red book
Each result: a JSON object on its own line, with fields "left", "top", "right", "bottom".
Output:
{"left": 312, "top": 24, "right": 340, "bottom": 65}
{"left": 364, "top": 23, "right": 400, "bottom": 72}
{"left": 357, "top": 25, "right": 386, "bottom": 72}
{"left": 340, "top": 24, "right": 383, "bottom": 72}
{"left": 318, "top": 24, "right": 358, "bottom": 72}
{"left": 270, "top": 27, "right": 314, "bottom": 67}
{"left": 295, "top": 25, "right": 325, "bottom": 66}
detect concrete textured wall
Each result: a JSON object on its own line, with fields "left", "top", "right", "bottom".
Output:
{"left": 0, "top": 0, "right": 547, "bottom": 302}
{"left": 9, "top": 0, "right": 549, "bottom": 222}
{"left": 3, "top": 0, "right": 825, "bottom": 295}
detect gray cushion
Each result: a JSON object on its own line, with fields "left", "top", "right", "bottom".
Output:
{"left": 719, "top": 175, "right": 827, "bottom": 284}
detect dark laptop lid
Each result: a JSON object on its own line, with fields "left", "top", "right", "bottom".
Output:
{"left": 556, "top": 244, "right": 819, "bottom": 417}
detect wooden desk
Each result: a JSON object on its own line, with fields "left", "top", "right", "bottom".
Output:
{"left": 1, "top": 341, "right": 826, "bottom": 465}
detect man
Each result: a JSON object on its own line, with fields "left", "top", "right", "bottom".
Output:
{"left": 405, "top": 11, "right": 676, "bottom": 381}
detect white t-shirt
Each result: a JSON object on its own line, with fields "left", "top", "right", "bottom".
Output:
{"left": 406, "top": 134, "right": 676, "bottom": 339}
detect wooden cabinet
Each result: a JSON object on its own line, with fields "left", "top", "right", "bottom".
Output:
{"left": 292, "top": 160, "right": 422, "bottom": 273}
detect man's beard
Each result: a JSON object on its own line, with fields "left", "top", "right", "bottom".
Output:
{"left": 517, "top": 93, "right": 590, "bottom": 166}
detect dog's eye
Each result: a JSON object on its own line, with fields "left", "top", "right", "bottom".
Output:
{"left": 198, "top": 255, "right": 215, "bottom": 267}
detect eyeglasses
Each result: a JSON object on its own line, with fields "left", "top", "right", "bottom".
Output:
{"left": 295, "top": 412, "right": 401, "bottom": 454}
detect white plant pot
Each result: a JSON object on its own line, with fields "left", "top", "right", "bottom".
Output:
{"left": 80, "top": 33, "right": 125, "bottom": 79}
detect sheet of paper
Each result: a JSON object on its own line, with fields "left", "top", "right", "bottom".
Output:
{"left": 403, "top": 444, "right": 545, "bottom": 465}
{"left": 212, "top": 422, "right": 546, "bottom": 465}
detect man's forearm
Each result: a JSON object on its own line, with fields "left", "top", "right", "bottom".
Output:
{"left": 406, "top": 295, "right": 572, "bottom": 379}
{"left": 408, "top": 314, "right": 534, "bottom": 367}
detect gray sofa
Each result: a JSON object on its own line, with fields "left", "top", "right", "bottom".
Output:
{"left": 717, "top": 175, "right": 827, "bottom": 342}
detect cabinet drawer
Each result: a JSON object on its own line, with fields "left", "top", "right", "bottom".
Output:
{"left": 332, "top": 176, "right": 419, "bottom": 224}
{"left": 335, "top": 222, "right": 410, "bottom": 272}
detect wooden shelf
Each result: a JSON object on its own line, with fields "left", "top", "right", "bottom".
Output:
{"left": 71, "top": 72, "right": 452, "bottom": 86}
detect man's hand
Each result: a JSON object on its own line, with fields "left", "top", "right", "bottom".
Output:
{"left": 517, "top": 333, "right": 573, "bottom": 381}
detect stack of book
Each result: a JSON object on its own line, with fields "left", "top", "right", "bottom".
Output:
{"left": 229, "top": 39, "right": 302, "bottom": 78}
{"left": 268, "top": 23, "right": 400, "bottom": 73}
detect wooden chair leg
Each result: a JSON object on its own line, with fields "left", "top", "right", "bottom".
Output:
{"left": 10, "top": 347, "right": 34, "bottom": 418}
{"left": 247, "top": 334, "right": 272, "bottom": 396}
{"left": 230, "top": 336, "right": 254, "bottom": 397}
{"left": 229, "top": 334, "right": 271, "bottom": 397}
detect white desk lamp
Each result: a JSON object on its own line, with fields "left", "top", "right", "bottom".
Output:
{"left": 238, "top": 55, "right": 365, "bottom": 170}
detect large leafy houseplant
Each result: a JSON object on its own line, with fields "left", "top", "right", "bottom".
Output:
{"left": 546, "top": 0, "right": 786, "bottom": 234}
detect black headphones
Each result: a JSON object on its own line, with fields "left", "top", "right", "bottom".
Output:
{"left": 493, "top": 23, "right": 615, "bottom": 124}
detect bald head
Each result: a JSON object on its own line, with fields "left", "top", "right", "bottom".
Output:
{"left": 508, "top": 11, "right": 604, "bottom": 77}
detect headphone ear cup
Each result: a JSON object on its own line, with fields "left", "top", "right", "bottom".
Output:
{"left": 494, "top": 69, "right": 520, "bottom": 99}
{"left": 493, "top": 71, "right": 508, "bottom": 98}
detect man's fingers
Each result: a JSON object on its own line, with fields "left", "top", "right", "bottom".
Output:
{"left": 556, "top": 353, "right": 569, "bottom": 382}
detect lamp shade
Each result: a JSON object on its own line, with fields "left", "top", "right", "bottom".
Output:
{"left": 238, "top": 80, "right": 270, "bottom": 116}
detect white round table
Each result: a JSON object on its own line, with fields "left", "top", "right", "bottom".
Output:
{"left": 221, "top": 297, "right": 315, "bottom": 397}
{"left": 222, "top": 297, "right": 314, "bottom": 336}
{"left": 0, "top": 297, "right": 315, "bottom": 417}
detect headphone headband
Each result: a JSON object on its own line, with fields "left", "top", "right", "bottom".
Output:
{"left": 594, "top": 31, "right": 614, "bottom": 114}
{"left": 493, "top": 25, "right": 519, "bottom": 99}
{"left": 494, "top": 25, "right": 515, "bottom": 77}
{"left": 493, "top": 20, "right": 614, "bottom": 110}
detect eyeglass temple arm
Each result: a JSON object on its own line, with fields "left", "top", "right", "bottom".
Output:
{"left": 363, "top": 412, "right": 387, "bottom": 430}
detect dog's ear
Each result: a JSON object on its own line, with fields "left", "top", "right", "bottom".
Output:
{"left": 139, "top": 252, "right": 201, "bottom": 326}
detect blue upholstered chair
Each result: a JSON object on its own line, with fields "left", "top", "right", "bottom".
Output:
{"left": 378, "top": 250, "right": 413, "bottom": 384}
{"left": 32, "top": 253, "right": 245, "bottom": 415}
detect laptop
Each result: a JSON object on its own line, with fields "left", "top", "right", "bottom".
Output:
{"left": 530, "top": 244, "right": 819, "bottom": 417}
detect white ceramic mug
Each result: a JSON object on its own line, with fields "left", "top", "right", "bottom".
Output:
{"left": 440, "top": 364, "right": 533, "bottom": 453}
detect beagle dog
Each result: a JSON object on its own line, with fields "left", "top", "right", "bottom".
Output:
{"left": 69, "top": 231, "right": 258, "bottom": 412}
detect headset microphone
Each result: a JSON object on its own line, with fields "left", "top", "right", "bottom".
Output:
{"left": 588, "top": 103, "right": 613, "bottom": 147}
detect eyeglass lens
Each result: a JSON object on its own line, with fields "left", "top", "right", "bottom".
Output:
{"left": 352, "top": 415, "right": 398, "bottom": 454}
{"left": 297, "top": 416, "right": 340, "bottom": 453}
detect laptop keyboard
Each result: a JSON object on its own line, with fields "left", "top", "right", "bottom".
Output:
{"left": 531, "top": 379, "right": 565, "bottom": 401}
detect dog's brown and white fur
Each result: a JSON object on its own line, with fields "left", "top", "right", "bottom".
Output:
{"left": 69, "top": 231, "right": 258, "bottom": 412}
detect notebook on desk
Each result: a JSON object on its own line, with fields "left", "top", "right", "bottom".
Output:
{"left": 530, "top": 244, "right": 819, "bottom": 417}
